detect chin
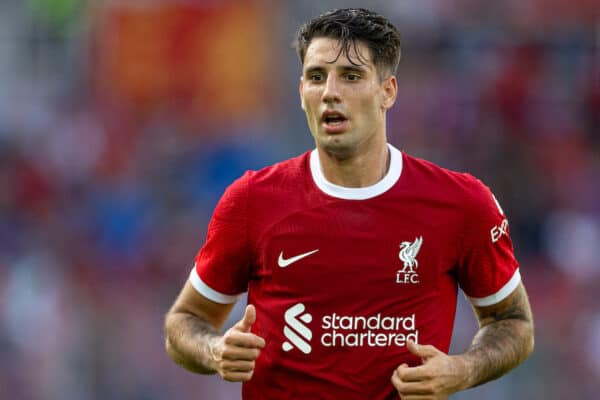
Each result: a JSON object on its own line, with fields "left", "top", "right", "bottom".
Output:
{"left": 319, "top": 136, "right": 356, "bottom": 159}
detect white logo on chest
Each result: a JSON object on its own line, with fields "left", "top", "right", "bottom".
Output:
{"left": 396, "top": 236, "right": 423, "bottom": 284}
{"left": 278, "top": 249, "right": 319, "bottom": 268}
{"left": 282, "top": 303, "right": 312, "bottom": 354}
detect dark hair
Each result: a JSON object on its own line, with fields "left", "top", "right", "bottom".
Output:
{"left": 294, "top": 8, "right": 401, "bottom": 79}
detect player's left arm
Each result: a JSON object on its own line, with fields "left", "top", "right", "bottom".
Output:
{"left": 462, "top": 281, "right": 534, "bottom": 387}
{"left": 391, "top": 282, "right": 534, "bottom": 399}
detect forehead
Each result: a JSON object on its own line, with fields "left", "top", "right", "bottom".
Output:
{"left": 303, "top": 37, "right": 374, "bottom": 69}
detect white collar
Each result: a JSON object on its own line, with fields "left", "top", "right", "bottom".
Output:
{"left": 309, "top": 143, "right": 403, "bottom": 200}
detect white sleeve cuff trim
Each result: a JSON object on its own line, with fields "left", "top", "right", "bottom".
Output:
{"left": 468, "top": 269, "right": 521, "bottom": 307}
{"left": 189, "top": 266, "right": 241, "bottom": 304}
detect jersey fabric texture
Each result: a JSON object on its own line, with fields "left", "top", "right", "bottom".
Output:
{"left": 190, "top": 144, "right": 520, "bottom": 400}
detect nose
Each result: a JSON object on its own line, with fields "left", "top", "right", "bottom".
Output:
{"left": 322, "top": 75, "right": 341, "bottom": 104}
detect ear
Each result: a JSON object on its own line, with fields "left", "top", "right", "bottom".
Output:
{"left": 299, "top": 76, "right": 306, "bottom": 111}
{"left": 380, "top": 75, "right": 398, "bottom": 110}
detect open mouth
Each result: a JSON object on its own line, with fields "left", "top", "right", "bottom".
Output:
{"left": 322, "top": 111, "right": 348, "bottom": 127}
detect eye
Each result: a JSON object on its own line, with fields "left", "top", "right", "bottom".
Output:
{"left": 308, "top": 73, "right": 324, "bottom": 82}
{"left": 345, "top": 73, "right": 361, "bottom": 81}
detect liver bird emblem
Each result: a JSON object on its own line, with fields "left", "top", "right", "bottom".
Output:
{"left": 399, "top": 236, "right": 423, "bottom": 272}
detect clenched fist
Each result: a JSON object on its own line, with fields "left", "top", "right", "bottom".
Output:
{"left": 391, "top": 340, "right": 470, "bottom": 399}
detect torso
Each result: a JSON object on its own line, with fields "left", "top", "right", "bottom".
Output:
{"left": 194, "top": 144, "right": 518, "bottom": 399}
{"left": 244, "top": 146, "right": 465, "bottom": 399}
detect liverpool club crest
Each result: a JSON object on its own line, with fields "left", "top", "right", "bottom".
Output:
{"left": 396, "top": 236, "right": 423, "bottom": 284}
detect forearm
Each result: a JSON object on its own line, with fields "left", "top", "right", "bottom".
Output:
{"left": 164, "top": 311, "right": 220, "bottom": 374}
{"left": 391, "top": 284, "right": 534, "bottom": 397}
{"left": 459, "top": 283, "right": 535, "bottom": 390}
{"left": 459, "top": 317, "right": 534, "bottom": 389}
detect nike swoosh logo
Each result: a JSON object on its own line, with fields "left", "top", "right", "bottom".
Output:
{"left": 278, "top": 249, "right": 319, "bottom": 268}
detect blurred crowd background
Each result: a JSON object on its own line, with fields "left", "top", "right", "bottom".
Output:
{"left": 0, "top": 0, "right": 599, "bottom": 399}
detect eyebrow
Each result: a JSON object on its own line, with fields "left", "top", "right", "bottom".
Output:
{"left": 303, "top": 64, "right": 369, "bottom": 75}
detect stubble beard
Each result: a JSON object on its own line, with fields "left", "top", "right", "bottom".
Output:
{"left": 316, "top": 124, "right": 381, "bottom": 162}
{"left": 317, "top": 133, "right": 357, "bottom": 161}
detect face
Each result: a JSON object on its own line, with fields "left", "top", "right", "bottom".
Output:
{"left": 299, "top": 37, "right": 397, "bottom": 158}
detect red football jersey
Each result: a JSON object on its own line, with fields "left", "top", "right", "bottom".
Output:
{"left": 191, "top": 144, "right": 520, "bottom": 400}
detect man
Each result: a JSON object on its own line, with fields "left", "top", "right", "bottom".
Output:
{"left": 164, "top": 8, "right": 534, "bottom": 400}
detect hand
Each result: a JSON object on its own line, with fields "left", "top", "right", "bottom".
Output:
{"left": 391, "top": 340, "right": 470, "bottom": 399}
{"left": 209, "top": 305, "right": 266, "bottom": 382}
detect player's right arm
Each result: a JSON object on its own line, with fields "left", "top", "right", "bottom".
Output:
{"left": 166, "top": 172, "right": 263, "bottom": 380}
{"left": 164, "top": 280, "right": 265, "bottom": 381}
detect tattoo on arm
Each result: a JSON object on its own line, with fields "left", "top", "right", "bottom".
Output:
{"left": 165, "top": 312, "right": 220, "bottom": 374}
{"left": 463, "top": 283, "right": 535, "bottom": 388}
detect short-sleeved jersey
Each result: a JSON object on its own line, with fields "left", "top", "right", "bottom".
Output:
{"left": 190, "top": 144, "right": 520, "bottom": 400}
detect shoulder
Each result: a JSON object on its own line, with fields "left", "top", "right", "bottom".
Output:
{"left": 241, "top": 151, "right": 311, "bottom": 193}
{"left": 403, "top": 153, "right": 486, "bottom": 195}
{"left": 212, "top": 152, "right": 310, "bottom": 219}
{"left": 218, "top": 151, "right": 310, "bottom": 207}
{"left": 401, "top": 152, "right": 500, "bottom": 215}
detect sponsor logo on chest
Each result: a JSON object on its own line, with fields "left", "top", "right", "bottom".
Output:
{"left": 282, "top": 303, "right": 419, "bottom": 354}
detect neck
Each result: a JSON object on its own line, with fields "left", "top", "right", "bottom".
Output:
{"left": 318, "top": 140, "right": 390, "bottom": 188}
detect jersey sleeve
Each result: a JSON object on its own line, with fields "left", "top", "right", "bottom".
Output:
{"left": 189, "top": 172, "right": 253, "bottom": 304}
{"left": 457, "top": 176, "right": 520, "bottom": 307}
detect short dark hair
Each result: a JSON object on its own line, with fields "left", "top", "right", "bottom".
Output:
{"left": 294, "top": 8, "right": 402, "bottom": 79}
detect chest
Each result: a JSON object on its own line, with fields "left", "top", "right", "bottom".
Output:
{"left": 252, "top": 200, "right": 461, "bottom": 301}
